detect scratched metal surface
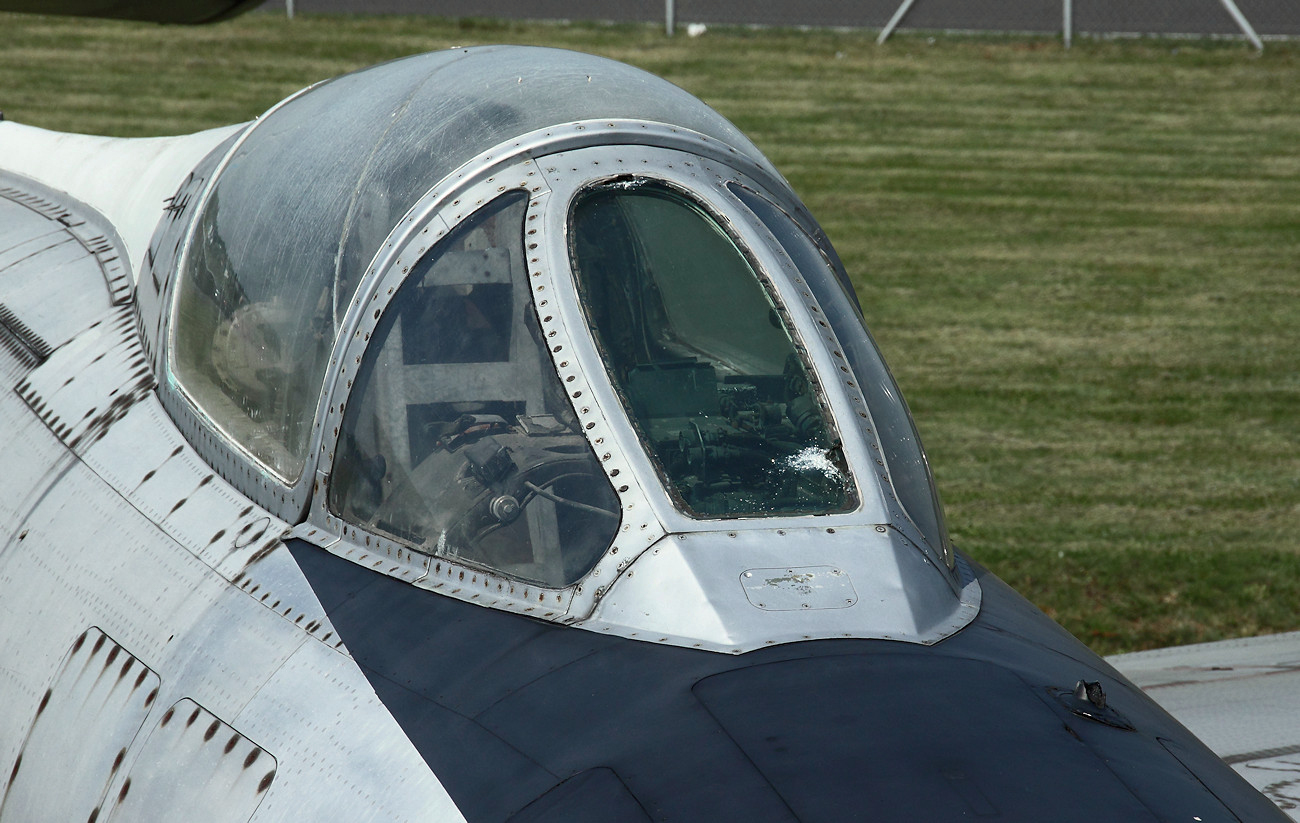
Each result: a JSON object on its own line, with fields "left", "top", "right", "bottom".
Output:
{"left": 0, "top": 629, "right": 160, "bottom": 822}
{"left": 587, "top": 527, "right": 980, "bottom": 652}
{"left": 0, "top": 177, "right": 467, "bottom": 822}
{"left": 102, "top": 698, "right": 274, "bottom": 823}
{"left": 0, "top": 177, "right": 131, "bottom": 335}
{"left": 1110, "top": 632, "right": 1300, "bottom": 819}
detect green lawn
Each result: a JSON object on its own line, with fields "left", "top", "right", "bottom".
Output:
{"left": 3, "top": 14, "right": 1298, "bottom": 653}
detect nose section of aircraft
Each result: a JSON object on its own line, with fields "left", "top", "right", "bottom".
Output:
{"left": 692, "top": 654, "right": 1157, "bottom": 821}
{"left": 494, "top": 651, "right": 1170, "bottom": 823}
{"left": 288, "top": 538, "right": 1257, "bottom": 823}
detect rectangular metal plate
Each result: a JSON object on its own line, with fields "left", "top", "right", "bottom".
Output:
{"left": 0, "top": 628, "right": 159, "bottom": 823}
{"left": 740, "top": 565, "right": 857, "bottom": 611}
{"left": 103, "top": 699, "right": 273, "bottom": 823}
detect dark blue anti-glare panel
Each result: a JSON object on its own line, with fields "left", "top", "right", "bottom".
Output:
{"left": 693, "top": 654, "right": 1157, "bottom": 822}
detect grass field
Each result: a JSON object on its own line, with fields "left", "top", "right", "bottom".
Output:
{"left": 2, "top": 13, "right": 1298, "bottom": 654}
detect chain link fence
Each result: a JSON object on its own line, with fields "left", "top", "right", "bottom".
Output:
{"left": 271, "top": 0, "right": 1299, "bottom": 42}
{"left": 677, "top": 0, "right": 1292, "bottom": 40}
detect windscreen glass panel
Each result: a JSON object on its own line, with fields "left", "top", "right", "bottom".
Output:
{"left": 569, "top": 181, "right": 855, "bottom": 518}
{"left": 330, "top": 192, "right": 620, "bottom": 588}
{"left": 729, "top": 182, "right": 952, "bottom": 564}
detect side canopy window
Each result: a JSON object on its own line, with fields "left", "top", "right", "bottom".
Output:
{"left": 329, "top": 192, "right": 620, "bottom": 589}
{"left": 569, "top": 181, "right": 856, "bottom": 518}
{"left": 172, "top": 191, "right": 336, "bottom": 481}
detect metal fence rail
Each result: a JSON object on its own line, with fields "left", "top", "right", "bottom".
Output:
{"left": 875, "top": 0, "right": 1262, "bottom": 48}
{"left": 269, "top": 0, "right": 1300, "bottom": 44}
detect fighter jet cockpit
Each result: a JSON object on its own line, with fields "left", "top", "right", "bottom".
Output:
{"left": 147, "top": 46, "right": 980, "bottom": 652}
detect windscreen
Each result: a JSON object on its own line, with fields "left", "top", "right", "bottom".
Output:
{"left": 728, "top": 183, "right": 953, "bottom": 565}
{"left": 569, "top": 181, "right": 855, "bottom": 518}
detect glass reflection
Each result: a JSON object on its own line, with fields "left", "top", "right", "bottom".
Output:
{"left": 330, "top": 192, "right": 620, "bottom": 588}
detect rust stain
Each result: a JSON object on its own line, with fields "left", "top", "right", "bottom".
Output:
{"left": 243, "top": 540, "right": 278, "bottom": 570}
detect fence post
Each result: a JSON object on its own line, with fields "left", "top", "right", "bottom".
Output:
{"left": 666, "top": 0, "right": 675, "bottom": 36}
{"left": 1218, "top": 0, "right": 1264, "bottom": 50}
{"left": 286, "top": 0, "right": 294, "bottom": 19}
{"left": 877, "top": 0, "right": 918, "bottom": 44}
{"left": 1062, "top": 0, "right": 1072, "bottom": 48}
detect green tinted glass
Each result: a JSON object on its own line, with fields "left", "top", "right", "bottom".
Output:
{"left": 569, "top": 182, "right": 855, "bottom": 517}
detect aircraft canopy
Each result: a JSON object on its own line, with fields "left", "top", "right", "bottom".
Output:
{"left": 169, "top": 46, "right": 773, "bottom": 482}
